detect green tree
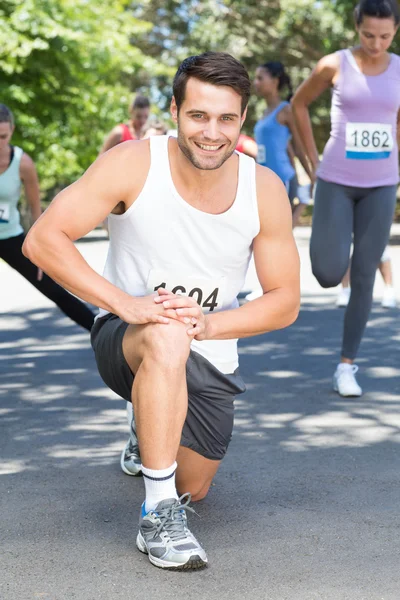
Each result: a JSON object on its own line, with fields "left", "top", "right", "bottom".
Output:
{"left": 0, "top": 0, "right": 155, "bottom": 197}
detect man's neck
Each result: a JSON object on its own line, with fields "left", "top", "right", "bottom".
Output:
{"left": 171, "top": 139, "right": 232, "bottom": 193}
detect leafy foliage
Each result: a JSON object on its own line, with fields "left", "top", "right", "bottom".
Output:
{"left": 1, "top": 0, "right": 399, "bottom": 200}
{"left": 0, "top": 0, "right": 155, "bottom": 196}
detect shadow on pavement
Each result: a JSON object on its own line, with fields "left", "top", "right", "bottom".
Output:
{"left": 1, "top": 302, "right": 400, "bottom": 597}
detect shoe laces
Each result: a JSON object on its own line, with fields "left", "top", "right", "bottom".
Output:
{"left": 126, "top": 439, "right": 140, "bottom": 460}
{"left": 154, "top": 493, "right": 195, "bottom": 542}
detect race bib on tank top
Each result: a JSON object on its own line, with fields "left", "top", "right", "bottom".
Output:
{"left": 0, "top": 203, "right": 10, "bottom": 223}
{"left": 345, "top": 123, "right": 393, "bottom": 160}
{"left": 147, "top": 269, "right": 226, "bottom": 313}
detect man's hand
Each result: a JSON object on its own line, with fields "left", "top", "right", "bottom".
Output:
{"left": 117, "top": 293, "right": 182, "bottom": 326}
{"left": 37, "top": 268, "right": 43, "bottom": 282}
{"left": 154, "top": 288, "right": 211, "bottom": 340}
{"left": 117, "top": 287, "right": 206, "bottom": 331}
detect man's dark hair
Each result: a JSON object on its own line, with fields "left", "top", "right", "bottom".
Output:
{"left": 354, "top": 0, "right": 400, "bottom": 25}
{"left": 132, "top": 95, "right": 150, "bottom": 110}
{"left": 173, "top": 52, "right": 251, "bottom": 115}
{"left": 0, "top": 104, "right": 14, "bottom": 127}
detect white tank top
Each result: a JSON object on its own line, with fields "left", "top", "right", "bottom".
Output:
{"left": 98, "top": 135, "right": 260, "bottom": 373}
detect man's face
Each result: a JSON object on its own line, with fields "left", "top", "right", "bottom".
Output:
{"left": 131, "top": 107, "right": 150, "bottom": 132}
{"left": 0, "top": 122, "right": 13, "bottom": 152}
{"left": 171, "top": 78, "right": 245, "bottom": 171}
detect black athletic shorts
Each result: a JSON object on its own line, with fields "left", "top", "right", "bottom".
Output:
{"left": 90, "top": 313, "right": 246, "bottom": 461}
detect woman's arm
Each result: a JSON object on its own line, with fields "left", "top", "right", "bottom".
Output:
{"left": 291, "top": 53, "right": 339, "bottom": 173}
{"left": 281, "top": 106, "right": 313, "bottom": 181}
{"left": 19, "top": 153, "right": 43, "bottom": 279}
{"left": 20, "top": 153, "right": 42, "bottom": 224}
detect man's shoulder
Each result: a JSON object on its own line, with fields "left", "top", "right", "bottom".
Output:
{"left": 255, "top": 163, "right": 290, "bottom": 226}
{"left": 255, "top": 163, "right": 283, "bottom": 186}
{"left": 103, "top": 138, "right": 151, "bottom": 165}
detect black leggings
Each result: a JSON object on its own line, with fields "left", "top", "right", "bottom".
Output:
{"left": 311, "top": 179, "right": 397, "bottom": 359}
{"left": 0, "top": 233, "right": 95, "bottom": 331}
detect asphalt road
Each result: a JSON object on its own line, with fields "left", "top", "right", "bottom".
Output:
{"left": 1, "top": 227, "right": 400, "bottom": 600}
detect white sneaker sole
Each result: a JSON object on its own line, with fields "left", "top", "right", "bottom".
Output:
{"left": 381, "top": 300, "right": 397, "bottom": 309}
{"left": 136, "top": 531, "right": 208, "bottom": 570}
{"left": 333, "top": 380, "right": 362, "bottom": 397}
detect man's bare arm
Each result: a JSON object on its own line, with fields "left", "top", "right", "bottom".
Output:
{"left": 22, "top": 142, "right": 162, "bottom": 322}
{"left": 204, "top": 166, "right": 300, "bottom": 340}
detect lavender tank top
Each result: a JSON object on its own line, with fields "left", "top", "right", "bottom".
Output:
{"left": 317, "top": 49, "right": 400, "bottom": 187}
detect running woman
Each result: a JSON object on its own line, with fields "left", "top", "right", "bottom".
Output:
{"left": 292, "top": 0, "right": 400, "bottom": 396}
{"left": 253, "top": 61, "right": 313, "bottom": 192}
{"left": 245, "top": 62, "right": 312, "bottom": 301}
{"left": 0, "top": 105, "right": 95, "bottom": 331}
{"left": 23, "top": 52, "right": 300, "bottom": 570}
{"left": 100, "top": 95, "right": 150, "bottom": 152}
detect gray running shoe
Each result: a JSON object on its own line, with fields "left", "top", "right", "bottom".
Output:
{"left": 120, "top": 419, "right": 142, "bottom": 476}
{"left": 136, "top": 494, "right": 208, "bottom": 570}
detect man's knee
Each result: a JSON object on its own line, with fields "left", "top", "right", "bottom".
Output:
{"left": 140, "top": 320, "right": 191, "bottom": 367}
{"left": 178, "top": 479, "right": 212, "bottom": 502}
{"left": 123, "top": 320, "right": 191, "bottom": 373}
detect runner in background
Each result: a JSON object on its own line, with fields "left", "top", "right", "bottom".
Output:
{"left": 292, "top": 0, "right": 400, "bottom": 397}
{"left": 235, "top": 133, "right": 258, "bottom": 158}
{"left": 100, "top": 95, "right": 150, "bottom": 153}
{"left": 0, "top": 104, "right": 95, "bottom": 331}
{"left": 253, "top": 61, "right": 313, "bottom": 189}
{"left": 143, "top": 120, "right": 168, "bottom": 138}
{"left": 245, "top": 61, "right": 312, "bottom": 301}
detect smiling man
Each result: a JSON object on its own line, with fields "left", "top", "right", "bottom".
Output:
{"left": 23, "top": 52, "right": 300, "bottom": 571}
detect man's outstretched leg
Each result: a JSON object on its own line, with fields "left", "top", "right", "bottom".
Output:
{"left": 122, "top": 319, "right": 209, "bottom": 570}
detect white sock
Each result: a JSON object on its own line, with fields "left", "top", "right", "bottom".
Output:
{"left": 142, "top": 462, "right": 178, "bottom": 513}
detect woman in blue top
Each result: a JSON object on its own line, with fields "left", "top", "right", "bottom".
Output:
{"left": 0, "top": 104, "right": 94, "bottom": 331}
{"left": 254, "top": 61, "right": 312, "bottom": 190}
{"left": 245, "top": 62, "right": 312, "bottom": 300}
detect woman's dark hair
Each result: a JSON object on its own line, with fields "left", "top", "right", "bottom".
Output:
{"left": 261, "top": 62, "right": 293, "bottom": 101}
{"left": 173, "top": 52, "right": 251, "bottom": 115}
{"left": 0, "top": 104, "right": 14, "bottom": 127}
{"left": 354, "top": 0, "right": 400, "bottom": 26}
{"left": 131, "top": 95, "right": 150, "bottom": 110}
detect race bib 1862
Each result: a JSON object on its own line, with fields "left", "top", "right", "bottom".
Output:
{"left": 147, "top": 269, "right": 225, "bottom": 313}
{"left": 345, "top": 123, "right": 393, "bottom": 160}
{"left": 0, "top": 203, "right": 10, "bottom": 224}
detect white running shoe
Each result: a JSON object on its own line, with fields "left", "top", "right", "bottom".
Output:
{"left": 333, "top": 364, "right": 362, "bottom": 397}
{"left": 136, "top": 495, "right": 207, "bottom": 570}
{"left": 245, "top": 289, "right": 263, "bottom": 302}
{"left": 336, "top": 286, "right": 351, "bottom": 307}
{"left": 381, "top": 286, "right": 396, "bottom": 309}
